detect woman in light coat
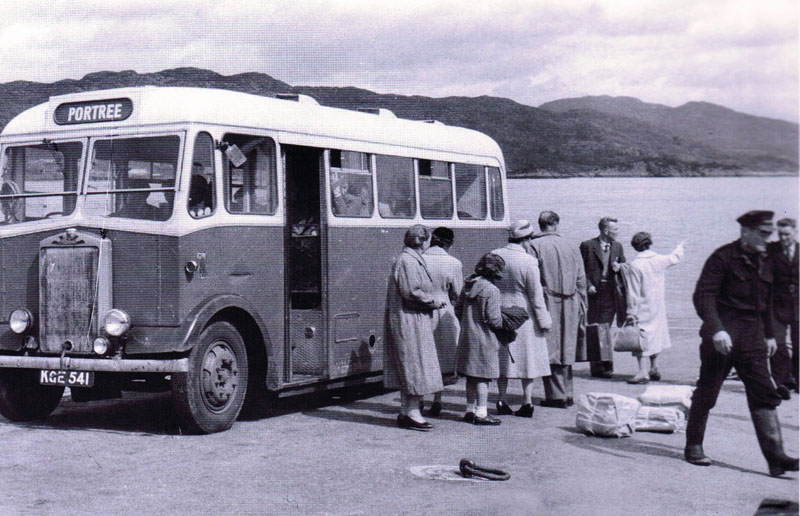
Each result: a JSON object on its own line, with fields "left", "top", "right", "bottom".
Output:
{"left": 618, "top": 232, "right": 684, "bottom": 383}
{"left": 492, "top": 220, "right": 553, "bottom": 417}
{"left": 455, "top": 253, "right": 506, "bottom": 426}
{"left": 384, "top": 225, "right": 446, "bottom": 431}
{"left": 422, "top": 227, "right": 463, "bottom": 416}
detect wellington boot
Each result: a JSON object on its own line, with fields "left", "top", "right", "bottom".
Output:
{"left": 684, "top": 444, "right": 712, "bottom": 466}
{"left": 751, "top": 408, "right": 799, "bottom": 477}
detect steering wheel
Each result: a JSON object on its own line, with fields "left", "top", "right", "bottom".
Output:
{"left": 0, "top": 180, "right": 23, "bottom": 223}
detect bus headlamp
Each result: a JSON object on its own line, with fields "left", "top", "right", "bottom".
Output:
{"left": 9, "top": 308, "right": 33, "bottom": 334}
{"left": 103, "top": 309, "right": 131, "bottom": 337}
{"left": 93, "top": 337, "right": 110, "bottom": 355}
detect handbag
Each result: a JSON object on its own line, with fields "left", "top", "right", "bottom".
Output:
{"left": 613, "top": 318, "right": 643, "bottom": 353}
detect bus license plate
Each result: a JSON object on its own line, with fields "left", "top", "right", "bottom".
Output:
{"left": 39, "top": 370, "right": 94, "bottom": 388}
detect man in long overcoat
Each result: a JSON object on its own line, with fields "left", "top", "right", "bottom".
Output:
{"left": 530, "top": 211, "right": 586, "bottom": 407}
{"left": 492, "top": 219, "right": 552, "bottom": 417}
{"left": 580, "top": 216, "right": 626, "bottom": 378}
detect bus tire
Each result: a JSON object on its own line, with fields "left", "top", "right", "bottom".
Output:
{"left": 171, "top": 321, "right": 248, "bottom": 434}
{"left": 0, "top": 368, "right": 64, "bottom": 421}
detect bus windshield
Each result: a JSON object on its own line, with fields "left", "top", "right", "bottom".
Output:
{"left": 84, "top": 135, "right": 180, "bottom": 221}
{"left": 0, "top": 141, "right": 83, "bottom": 225}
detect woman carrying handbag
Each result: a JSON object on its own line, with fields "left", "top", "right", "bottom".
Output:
{"left": 614, "top": 232, "right": 685, "bottom": 384}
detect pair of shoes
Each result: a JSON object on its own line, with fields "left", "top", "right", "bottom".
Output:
{"left": 463, "top": 412, "right": 475, "bottom": 423}
{"left": 626, "top": 376, "right": 650, "bottom": 385}
{"left": 591, "top": 371, "right": 614, "bottom": 379}
{"left": 473, "top": 414, "right": 502, "bottom": 425}
{"left": 540, "top": 399, "right": 568, "bottom": 409}
{"left": 426, "top": 401, "right": 442, "bottom": 417}
{"left": 397, "top": 415, "right": 432, "bottom": 431}
{"left": 496, "top": 400, "right": 514, "bottom": 415}
{"left": 514, "top": 404, "right": 534, "bottom": 418}
{"left": 776, "top": 385, "right": 792, "bottom": 401}
{"left": 684, "top": 445, "right": 712, "bottom": 466}
{"left": 649, "top": 368, "right": 661, "bottom": 381}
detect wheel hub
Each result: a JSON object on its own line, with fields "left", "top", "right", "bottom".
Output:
{"left": 201, "top": 341, "right": 239, "bottom": 411}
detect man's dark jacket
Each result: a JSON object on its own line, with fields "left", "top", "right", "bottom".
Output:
{"left": 768, "top": 240, "right": 799, "bottom": 324}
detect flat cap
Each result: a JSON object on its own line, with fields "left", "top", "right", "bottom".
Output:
{"left": 509, "top": 219, "right": 535, "bottom": 239}
{"left": 736, "top": 210, "right": 775, "bottom": 229}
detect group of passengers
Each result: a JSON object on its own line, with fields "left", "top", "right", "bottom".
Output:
{"left": 383, "top": 214, "right": 684, "bottom": 430}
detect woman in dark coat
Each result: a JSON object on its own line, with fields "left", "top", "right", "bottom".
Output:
{"left": 455, "top": 253, "right": 506, "bottom": 425}
{"left": 384, "top": 225, "right": 446, "bottom": 431}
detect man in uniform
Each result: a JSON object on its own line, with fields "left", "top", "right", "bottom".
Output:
{"left": 686, "top": 210, "right": 798, "bottom": 477}
{"left": 580, "top": 217, "right": 626, "bottom": 378}
{"left": 531, "top": 211, "right": 587, "bottom": 407}
{"left": 768, "top": 218, "right": 798, "bottom": 398}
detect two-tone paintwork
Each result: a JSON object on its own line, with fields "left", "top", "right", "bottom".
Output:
{"left": 0, "top": 86, "right": 510, "bottom": 393}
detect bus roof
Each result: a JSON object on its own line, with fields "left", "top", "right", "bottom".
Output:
{"left": 2, "top": 86, "right": 504, "bottom": 163}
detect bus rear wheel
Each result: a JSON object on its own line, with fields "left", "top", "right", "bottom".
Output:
{"left": 0, "top": 368, "right": 64, "bottom": 421}
{"left": 172, "top": 321, "right": 248, "bottom": 434}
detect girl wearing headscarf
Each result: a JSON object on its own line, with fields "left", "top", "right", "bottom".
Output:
{"left": 455, "top": 253, "right": 506, "bottom": 425}
{"left": 384, "top": 225, "right": 446, "bottom": 431}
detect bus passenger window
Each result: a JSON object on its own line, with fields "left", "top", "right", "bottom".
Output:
{"left": 330, "top": 150, "right": 373, "bottom": 218}
{"left": 455, "top": 163, "right": 487, "bottom": 220}
{"left": 376, "top": 154, "right": 415, "bottom": 219}
{"left": 188, "top": 132, "right": 215, "bottom": 218}
{"left": 223, "top": 134, "right": 278, "bottom": 215}
{"left": 418, "top": 159, "right": 453, "bottom": 219}
{"left": 488, "top": 167, "right": 504, "bottom": 221}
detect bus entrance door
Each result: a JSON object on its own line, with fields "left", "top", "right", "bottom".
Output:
{"left": 284, "top": 145, "right": 327, "bottom": 382}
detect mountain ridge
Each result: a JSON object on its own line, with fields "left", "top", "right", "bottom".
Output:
{"left": 0, "top": 68, "right": 796, "bottom": 177}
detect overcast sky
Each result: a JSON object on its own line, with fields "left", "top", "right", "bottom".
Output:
{"left": 2, "top": 0, "right": 797, "bottom": 122}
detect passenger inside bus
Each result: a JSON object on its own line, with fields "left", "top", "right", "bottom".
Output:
{"left": 188, "top": 162, "right": 213, "bottom": 218}
{"left": 111, "top": 176, "right": 172, "bottom": 221}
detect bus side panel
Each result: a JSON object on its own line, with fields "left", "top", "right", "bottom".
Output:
{"left": 176, "top": 226, "right": 285, "bottom": 384}
{"left": 325, "top": 225, "right": 506, "bottom": 379}
{"left": 111, "top": 231, "right": 179, "bottom": 326}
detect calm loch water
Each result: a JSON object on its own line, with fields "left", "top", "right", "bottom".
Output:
{"left": 508, "top": 176, "right": 799, "bottom": 323}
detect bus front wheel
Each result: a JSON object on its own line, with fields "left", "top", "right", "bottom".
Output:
{"left": 172, "top": 321, "right": 248, "bottom": 434}
{"left": 0, "top": 368, "right": 64, "bottom": 421}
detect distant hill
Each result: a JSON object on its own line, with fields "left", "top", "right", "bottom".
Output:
{"left": 0, "top": 68, "right": 796, "bottom": 177}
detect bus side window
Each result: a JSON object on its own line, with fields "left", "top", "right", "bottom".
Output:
{"left": 189, "top": 132, "right": 215, "bottom": 218}
{"left": 223, "top": 134, "right": 278, "bottom": 215}
{"left": 330, "top": 150, "right": 373, "bottom": 218}
{"left": 418, "top": 159, "right": 453, "bottom": 219}
{"left": 488, "top": 167, "right": 505, "bottom": 221}
{"left": 376, "top": 154, "right": 415, "bottom": 219}
{"left": 455, "top": 163, "right": 487, "bottom": 220}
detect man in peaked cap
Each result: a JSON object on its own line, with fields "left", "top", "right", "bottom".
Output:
{"left": 686, "top": 210, "right": 798, "bottom": 477}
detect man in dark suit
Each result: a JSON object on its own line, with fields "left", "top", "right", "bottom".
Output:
{"left": 768, "top": 217, "right": 799, "bottom": 398}
{"left": 580, "top": 217, "right": 626, "bottom": 378}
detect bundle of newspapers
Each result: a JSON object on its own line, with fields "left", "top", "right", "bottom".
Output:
{"left": 633, "top": 385, "right": 694, "bottom": 433}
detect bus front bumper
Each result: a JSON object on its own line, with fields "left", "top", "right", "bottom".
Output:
{"left": 0, "top": 355, "right": 189, "bottom": 373}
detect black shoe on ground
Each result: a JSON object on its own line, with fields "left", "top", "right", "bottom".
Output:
{"left": 463, "top": 412, "right": 476, "bottom": 423}
{"left": 649, "top": 368, "right": 661, "bottom": 381}
{"left": 684, "top": 445, "right": 712, "bottom": 466}
{"left": 540, "top": 399, "right": 568, "bottom": 409}
{"left": 473, "top": 414, "right": 502, "bottom": 425}
{"left": 496, "top": 400, "right": 514, "bottom": 415}
{"left": 426, "top": 401, "right": 442, "bottom": 417}
{"left": 591, "top": 371, "right": 614, "bottom": 379}
{"left": 397, "top": 415, "right": 432, "bottom": 431}
{"left": 566, "top": 397, "right": 574, "bottom": 407}
{"left": 514, "top": 403, "right": 534, "bottom": 417}
{"left": 777, "top": 385, "right": 792, "bottom": 401}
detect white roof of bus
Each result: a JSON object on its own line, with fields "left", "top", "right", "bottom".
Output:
{"left": 2, "top": 86, "right": 504, "bottom": 162}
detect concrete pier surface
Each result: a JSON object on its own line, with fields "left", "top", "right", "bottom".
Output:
{"left": 0, "top": 325, "right": 796, "bottom": 516}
